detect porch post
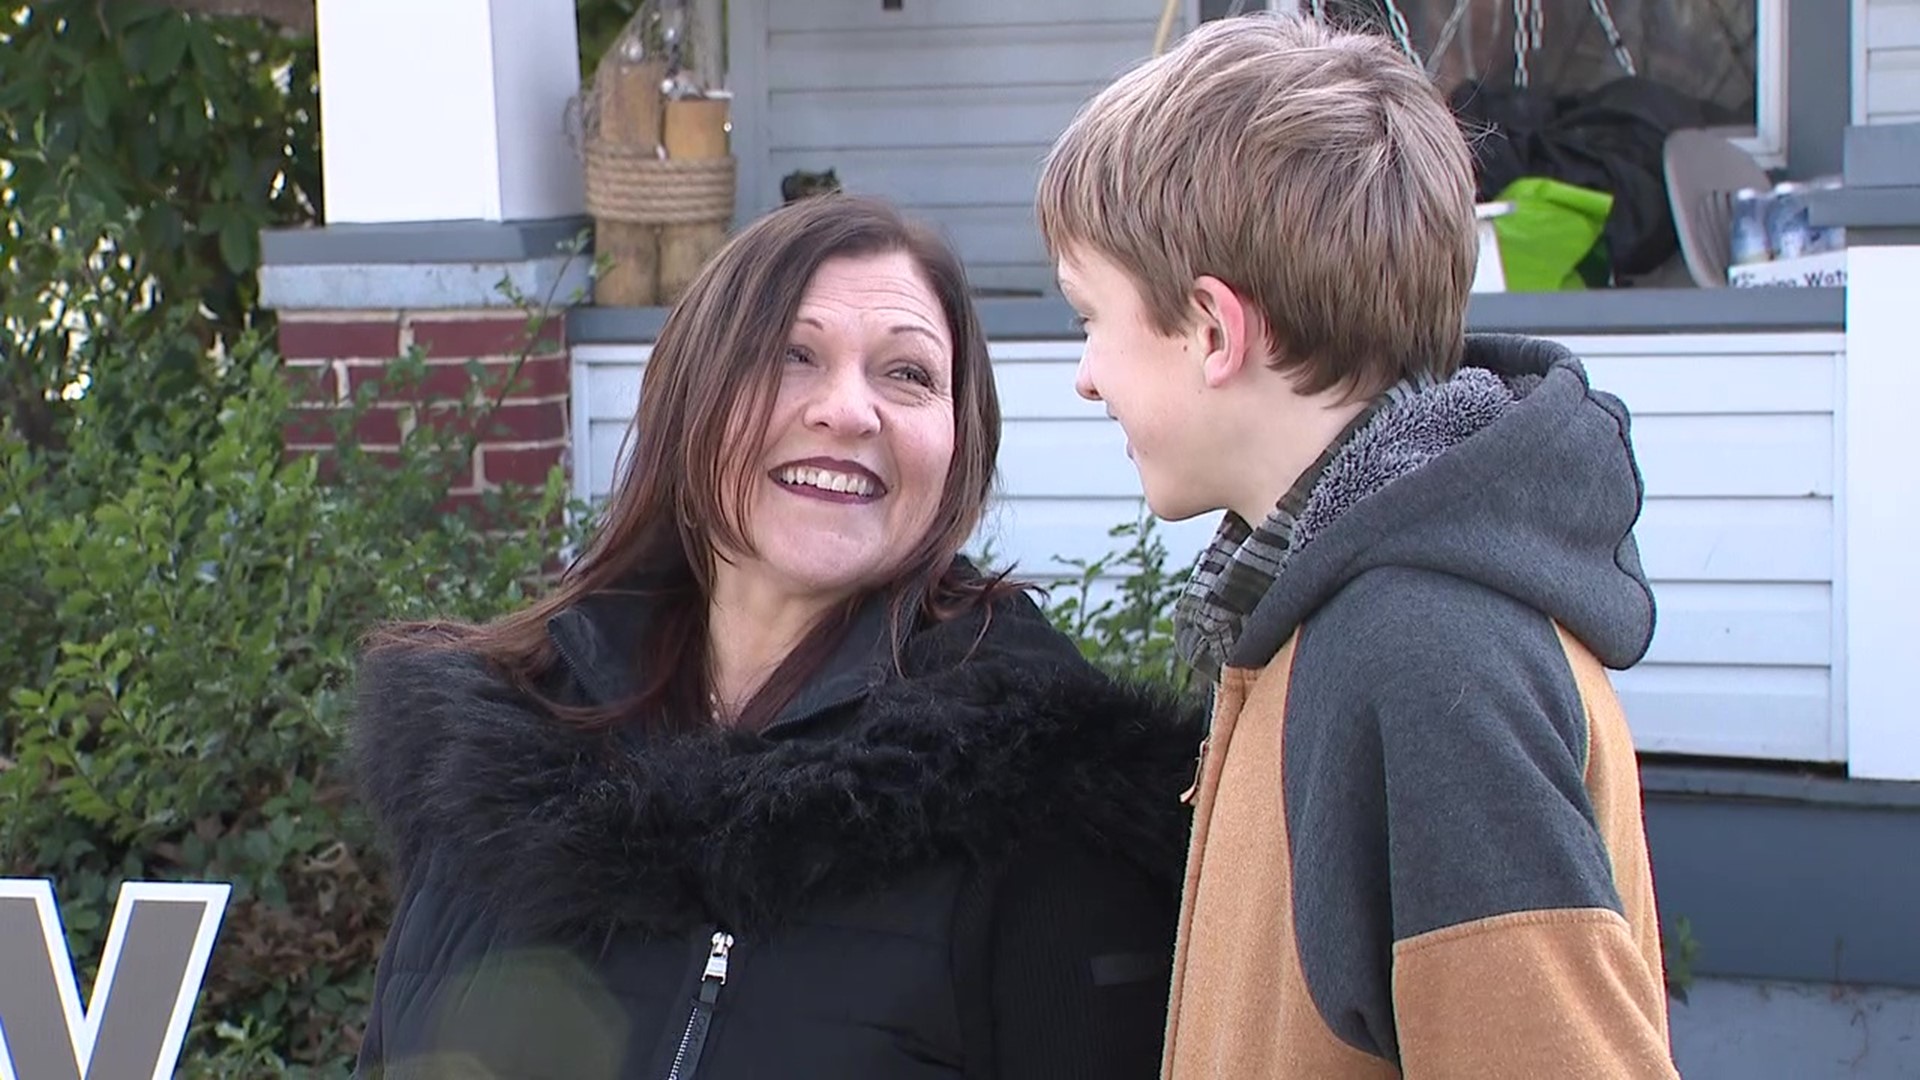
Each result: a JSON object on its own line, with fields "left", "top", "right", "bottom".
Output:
{"left": 261, "top": 1, "right": 591, "bottom": 522}
{"left": 314, "top": 0, "right": 584, "bottom": 224}
{"left": 1818, "top": 124, "right": 1920, "bottom": 781}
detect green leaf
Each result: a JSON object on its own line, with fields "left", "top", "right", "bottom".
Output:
{"left": 217, "top": 214, "right": 253, "bottom": 275}
{"left": 63, "top": 905, "right": 102, "bottom": 933}
{"left": 146, "top": 19, "right": 190, "bottom": 84}
{"left": 185, "top": 24, "right": 223, "bottom": 78}
{"left": 80, "top": 66, "right": 113, "bottom": 128}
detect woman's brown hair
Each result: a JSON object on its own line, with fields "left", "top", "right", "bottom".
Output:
{"left": 370, "top": 194, "right": 1018, "bottom": 732}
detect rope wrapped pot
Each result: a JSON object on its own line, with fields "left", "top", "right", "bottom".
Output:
{"left": 579, "top": 7, "right": 735, "bottom": 306}
{"left": 584, "top": 148, "right": 736, "bottom": 227}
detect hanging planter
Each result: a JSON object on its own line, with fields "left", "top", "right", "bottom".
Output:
{"left": 579, "top": 1, "right": 734, "bottom": 307}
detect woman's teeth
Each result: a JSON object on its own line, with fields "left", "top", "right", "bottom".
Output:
{"left": 776, "top": 466, "right": 877, "bottom": 497}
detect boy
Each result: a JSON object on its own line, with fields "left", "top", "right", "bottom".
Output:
{"left": 1037, "top": 14, "right": 1680, "bottom": 1080}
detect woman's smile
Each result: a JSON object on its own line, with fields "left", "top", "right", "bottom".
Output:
{"left": 770, "top": 457, "right": 888, "bottom": 503}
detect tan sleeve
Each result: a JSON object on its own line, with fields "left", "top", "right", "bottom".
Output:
{"left": 1390, "top": 908, "right": 1680, "bottom": 1080}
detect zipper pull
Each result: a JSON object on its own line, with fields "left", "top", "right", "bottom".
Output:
{"left": 702, "top": 931, "right": 734, "bottom": 984}
{"left": 1179, "top": 737, "right": 1211, "bottom": 806}
{"left": 666, "top": 929, "right": 736, "bottom": 1080}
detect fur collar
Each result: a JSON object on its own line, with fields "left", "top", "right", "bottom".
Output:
{"left": 351, "top": 601, "right": 1203, "bottom": 945}
{"left": 1291, "top": 365, "right": 1519, "bottom": 553}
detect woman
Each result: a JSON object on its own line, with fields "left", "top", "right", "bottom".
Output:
{"left": 351, "top": 194, "right": 1202, "bottom": 1080}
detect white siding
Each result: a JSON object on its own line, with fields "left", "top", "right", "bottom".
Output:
{"left": 572, "top": 331, "right": 1847, "bottom": 766}
{"left": 1864, "top": 0, "right": 1920, "bottom": 124}
{"left": 729, "top": 1, "right": 1189, "bottom": 294}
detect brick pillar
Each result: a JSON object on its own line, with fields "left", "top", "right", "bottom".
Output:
{"left": 277, "top": 310, "right": 571, "bottom": 507}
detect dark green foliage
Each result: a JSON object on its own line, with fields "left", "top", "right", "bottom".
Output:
{"left": 0, "top": 193, "right": 588, "bottom": 1074}
{"left": 1042, "top": 515, "right": 1199, "bottom": 698}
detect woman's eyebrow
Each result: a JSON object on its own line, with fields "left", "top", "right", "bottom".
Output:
{"left": 885, "top": 325, "right": 945, "bottom": 348}
{"left": 793, "top": 316, "right": 945, "bottom": 352}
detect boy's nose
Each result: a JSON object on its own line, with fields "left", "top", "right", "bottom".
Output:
{"left": 1074, "top": 354, "right": 1101, "bottom": 402}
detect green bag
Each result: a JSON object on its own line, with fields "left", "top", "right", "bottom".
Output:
{"left": 1489, "top": 177, "right": 1614, "bottom": 292}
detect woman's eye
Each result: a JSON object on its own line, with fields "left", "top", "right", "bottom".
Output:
{"left": 784, "top": 345, "right": 813, "bottom": 365}
{"left": 1069, "top": 314, "right": 1089, "bottom": 335}
{"left": 892, "top": 364, "right": 935, "bottom": 389}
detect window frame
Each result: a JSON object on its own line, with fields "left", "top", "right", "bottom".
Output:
{"left": 1718, "top": 0, "right": 1789, "bottom": 168}
{"left": 1252, "top": 0, "right": 1790, "bottom": 168}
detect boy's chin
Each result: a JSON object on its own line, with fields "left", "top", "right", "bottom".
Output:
{"left": 1140, "top": 482, "right": 1215, "bottom": 524}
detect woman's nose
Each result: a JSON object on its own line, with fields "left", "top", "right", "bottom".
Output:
{"left": 804, "top": 366, "right": 882, "bottom": 435}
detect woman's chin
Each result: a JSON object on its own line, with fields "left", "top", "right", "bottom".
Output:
{"left": 747, "top": 546, "right": 891, "bottom": 606}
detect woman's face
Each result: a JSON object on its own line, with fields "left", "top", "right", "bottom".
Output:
{"left": 719, "top": 251, "right": 957, "bottom": 608}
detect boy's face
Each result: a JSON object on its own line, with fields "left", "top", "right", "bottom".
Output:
{"left": 1056, "top": 247, "right": 1221, "bottom": 522}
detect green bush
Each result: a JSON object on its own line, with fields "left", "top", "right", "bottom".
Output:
{"left": 1042, "top": 515, "right": 1198, "bottom": 696}
{"left": 0, "top": 194, "right": 588, "bottom": 1075}
{"left": 0, "top": 0, "right": 321, "bottom": 349}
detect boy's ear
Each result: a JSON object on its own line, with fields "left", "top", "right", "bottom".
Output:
{"left": 1191, "top": 276, "right": 1257, "bottom": 390}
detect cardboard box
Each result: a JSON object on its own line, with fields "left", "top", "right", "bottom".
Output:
{"left": 1728, "top": 250, "right": 1847, "bottom": 289}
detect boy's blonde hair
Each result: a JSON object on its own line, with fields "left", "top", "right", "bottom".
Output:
{"left": 1037, "top": 14, "right": 1478, "bottom": 397}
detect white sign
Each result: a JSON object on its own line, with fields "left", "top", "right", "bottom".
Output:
{"left": 0, "top": 880, "right": 229, "bottom": 1080}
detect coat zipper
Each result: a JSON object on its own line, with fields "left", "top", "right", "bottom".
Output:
{"left": 664, "top": 929, "right": 734, "bottom": 1080}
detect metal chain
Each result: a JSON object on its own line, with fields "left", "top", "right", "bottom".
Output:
{"left": 1378, "top": 0, "right": 1418, "bottom": 63}
{"left": 1424, "top": 0, "right": 1474, "bottom": 78}
{"left": 1511, "top": 0, "right": 1543, "bottom": 88}
{"left": 1586, "top": 0, "right": 1638, "bottom": 75}
{"left": 1301, "top": 0, "right": 1629, "bottom": 89}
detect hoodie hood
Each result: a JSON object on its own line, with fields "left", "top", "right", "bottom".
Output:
{"left": 1230, "top": 333, "right": 1656, "bottom": 671}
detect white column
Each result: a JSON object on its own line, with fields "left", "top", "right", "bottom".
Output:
{"left": 1843, "top": 243, "right": 1920, "bottom": 781}
{"left": 315, "top": 0, "right": 584, "bottom": 224}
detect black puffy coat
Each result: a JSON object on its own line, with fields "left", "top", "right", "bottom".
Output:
{"left": 350, "top": 583, "right": 1204, "bottom": 1080}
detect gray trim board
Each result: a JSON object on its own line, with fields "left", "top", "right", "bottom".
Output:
{"left": 1642, "top": 763, "right": 1920, "bottom": 812}
{"left": 727, "top": 0, "right": 769, "bottom": 228}
{"left": 1785, "top": 0, "right": 1849, "bottom": 180}
{"left": 1841, "top": 226, "right": 1920, "bottom": 247}
{"left": 1805, "top": 186, "right": 1920, "bottom": 229}
{"left": 570, "top": 305, "right": 671, "bottom": 343}
{"left": 258, "top": 256, "right": 591, "bottom": 312}
{"left": 1844, "top": 123, "right": 1920, "bottom": 188}
{"left": 260, "top": 217, "right": 592, "bottom": 266}
{"left": 1465, "top": 288, "right": 1843, "bottom": 334}
{"left": 1643, "top": 764, "right": 1920, "bottom": 989}
{"left": 567, "top": 287, "right": 1845, "bottom": 344}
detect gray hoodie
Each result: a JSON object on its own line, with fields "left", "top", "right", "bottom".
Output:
{"left": 1233, "top": 332, "right": 1656, "bottom": 673}
{"left": 1161, "top": 332, "right": 1675, "bottom": 1078}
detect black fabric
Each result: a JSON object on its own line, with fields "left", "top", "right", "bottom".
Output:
{"left": 986, "top": 843, "right": 1177, "bottom": 1079}
{"left": 1451, "top": 76, "right": 1735, "bottom": 277}
{"left": 351, "top": 579, "right": 1202, "bottom": 1079}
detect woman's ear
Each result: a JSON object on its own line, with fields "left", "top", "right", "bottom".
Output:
{"left": 1191, "top": 276, "right": 1255, "bottom": 390}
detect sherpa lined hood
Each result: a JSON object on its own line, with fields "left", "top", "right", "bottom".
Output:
{"left": 1230, "top": 333, "right": 1657, "bottom": 672}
